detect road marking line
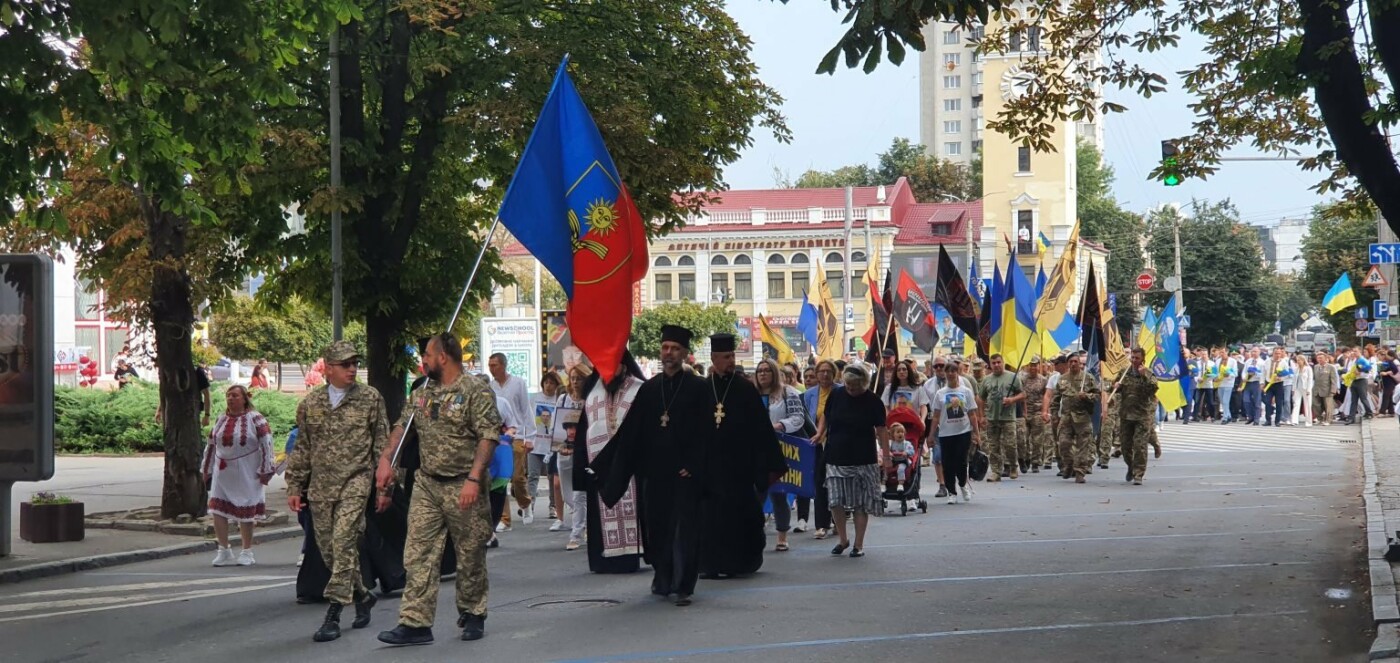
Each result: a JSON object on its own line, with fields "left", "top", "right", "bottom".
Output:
{"left": 714, "top": 561, "right": 1310, "bottom": 595}
{"left": 0, "top": 581, "right": 295, "bottom": 624}
{"left": 4, "top": 576, "right": 295, "bottom": 600}
{"left": 852, "top": 527, "right": 1320, "bottom": 551}
{"left": 557, "top": 610, "right": 1310, "bottom": 661}
{"left": 927, "top": 503, "right": 1296, "bottom": 522}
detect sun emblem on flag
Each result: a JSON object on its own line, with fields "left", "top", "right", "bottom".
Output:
{"left": 585, "top": 198, "right": 618, "bottom": 236}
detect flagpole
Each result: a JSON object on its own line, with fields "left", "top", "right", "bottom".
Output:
{"left": 391, "top": 216, "right": 502, "bottom": 467}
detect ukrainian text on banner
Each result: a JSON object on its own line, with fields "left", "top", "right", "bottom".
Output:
{"left": 770, "top": 433, "right": 816, "bottom": 499}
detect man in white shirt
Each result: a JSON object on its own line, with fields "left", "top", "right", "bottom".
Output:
{"left": 489, "top": 353, "right": 535, "bottom": 528}
{"left": 1262, "top": 347, "right": 1294, "bottom": 427}
{"left": 1241, "top": 347, "right": 1266, "bottom": 425}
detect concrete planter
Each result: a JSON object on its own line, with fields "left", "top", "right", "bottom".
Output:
{"left": 19, "top": 502, "right": 86, "bottom": 543}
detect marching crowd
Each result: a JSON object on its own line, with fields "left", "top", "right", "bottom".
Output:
{"left": 194, "top": 322, "right": 1395, "bottom": 648}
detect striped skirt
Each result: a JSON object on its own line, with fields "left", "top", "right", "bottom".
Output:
{"left": 825, "top": 464, "right": 884, "bottom": 515}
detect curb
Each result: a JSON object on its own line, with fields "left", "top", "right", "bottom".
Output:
{"left": 1364, "top": 418, "right": 1400, "bottom": 659}
{"left": 0, "top": 526, "right": 303, "bottom": 585}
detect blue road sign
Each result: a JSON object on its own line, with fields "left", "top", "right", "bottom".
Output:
{"left": 1357, "top": 306, "right": 1370, "bottom": 319}
{"left": 1376, "top": 300, "right": 1391, "bottom": 320}
{"left": 1371, "top": 243, "right": 1400, "bottom": 264}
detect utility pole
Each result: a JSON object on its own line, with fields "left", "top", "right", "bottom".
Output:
{"left": 329, "top": 28, "right": 344, "bottom": 341}
{"left": 843, "top": 186, "right": 854, "bottom": 356}
{"left": 1172, "top": 212, "right": 1186, "bottom": 321}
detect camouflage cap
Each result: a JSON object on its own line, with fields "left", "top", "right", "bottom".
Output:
{"left": 1028, "top": 355, "right": 1043, "bottom": 364}
{"left": 323, "top": 340, "right": 361, "bottom": 363}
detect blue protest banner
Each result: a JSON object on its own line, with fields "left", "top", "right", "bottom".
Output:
{"left": 771, "top": 433, "right": 816, "bottom": 499}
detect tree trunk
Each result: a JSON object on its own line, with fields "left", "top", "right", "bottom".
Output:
{"left": 366, "top": 311, "right": 408, "bottom": 424}
{"left": 146, "top": 201, "right": 206, "bottom": 519}
{"left": 1298, "top": 0, "right": 1400, "bottom": 234}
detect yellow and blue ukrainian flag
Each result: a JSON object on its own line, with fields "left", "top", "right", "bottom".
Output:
{"left": 1322, "top": 273, "right": 1357, "bottom": 314}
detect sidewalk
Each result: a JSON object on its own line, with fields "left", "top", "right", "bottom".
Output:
{"left": 2, "top": 456, "right": 299, "bottom": 584}
{"left": 1363, "top": 416, "right": 1400, "bottom": 660}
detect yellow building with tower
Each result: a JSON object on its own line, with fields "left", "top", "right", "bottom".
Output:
{"left": 920, "top": 14, "right": 1107, "bottom": 305}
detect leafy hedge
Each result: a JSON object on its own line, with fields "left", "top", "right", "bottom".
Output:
{"left": 55, "top": 382, "right": 300, "bottom": 454}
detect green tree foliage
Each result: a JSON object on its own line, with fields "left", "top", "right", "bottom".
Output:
{"left": 629, "top": 302, "right": 738, "bottom": 359}
{"left": 794, "top": 138, "right": 978, "bottom": 202}
{"left": 1301, "top": 203, "right": 1380, "bottom": 345}
{"left": 1145, "top": 201, "right": 1272, "bottom": 346}
{"left": 2, "top": 1, "right": 345, "bottom": 518}
{"left": 1075, "top": 141, "right": 1144, "bottom": 333}
{"left": 257, "top": 0, "right": 788, "bottom": 421}
{"left": 1261, "top": 273, "right": 1315, "bottom": 338}
{"left": 210, "top": 296, "right": 366, "bottom": 365}
{"left": 794, "top": 0, "right": 1400, "bottom": 238}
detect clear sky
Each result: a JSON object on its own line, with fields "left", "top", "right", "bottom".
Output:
{"left": 720, "top": 1, "right": 1328, "bottom": 224}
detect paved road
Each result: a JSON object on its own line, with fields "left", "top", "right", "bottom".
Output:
{"left": 0, "top": 421, "right": 1372, "bottom": 662}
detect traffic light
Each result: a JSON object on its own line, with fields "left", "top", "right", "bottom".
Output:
{"left": 1160, "top": 140, "right": 1182, "bottom": 187}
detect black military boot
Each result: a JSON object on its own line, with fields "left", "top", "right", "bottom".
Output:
{"left": 458, "top": 612, "right": 486, "bottom": 641}
{"left": 352, "top": 591, "right": 376, "bottom": 629}
{"left": 377, "top": 624, "right": 434, "bottom": 646}
{"left": 313, "top": 604, "right": 343, "bottom": 642}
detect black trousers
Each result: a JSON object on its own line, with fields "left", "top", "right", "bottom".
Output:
{"left": 940, "top": 432, "right": 973, "bottom": 495}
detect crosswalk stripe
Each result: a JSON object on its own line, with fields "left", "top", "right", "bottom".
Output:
{"left": 1152, "top": 422, "right": 1357, "bottom": 453}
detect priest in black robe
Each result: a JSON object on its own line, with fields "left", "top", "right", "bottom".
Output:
{"left": 593, "top": 325, "right": 711, "bottom": 606}
{"left": 698, "top": 333, "right": 788, "bottom": 579}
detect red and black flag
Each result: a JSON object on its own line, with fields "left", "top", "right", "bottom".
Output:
{"left": 892, "top": 269, "right": 939, "bottom": 352}
{"left": 864, "top": 270, "right": 897, "bottom": 372}
{"left": 933, "top": 245, "right": 981, "bottom": 341}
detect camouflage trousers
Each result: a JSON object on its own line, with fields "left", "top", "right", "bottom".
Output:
{"left": 1059, "top": 415, "right": 1096, "bottom": 478}
{"left": 310, "top": 495, "right": 369, "bottom": 606}
{"left": 1024, "top": 414, "right": 1049, "bottom": 466}
{"left": 985, "top": 419, "right": 1019, "bottom": 478}
{"left": 1119, "top": 419, "right": 1153, "bottom": 481}
{"left": 1016, "top": 419, "right": 1031, "bottom": 467}
{"left": 399, "top": 476, "right": 493, "bottom": 628}
{"left": 1099, "top": 413, "right": 1120, "bottom": 462}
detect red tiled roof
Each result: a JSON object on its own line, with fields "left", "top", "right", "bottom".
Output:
{"left": 893, "top": 201, "right": 983, "bottom": 246}
{"left": 691, "top": 180, "right": 905, "bottom": 211}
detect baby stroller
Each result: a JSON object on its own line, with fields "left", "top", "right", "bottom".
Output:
{"left": 882, "top": 407, "right": 929, "bottom": 515}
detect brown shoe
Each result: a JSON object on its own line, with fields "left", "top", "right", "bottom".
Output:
{"left": 1074, "top": 475, "right": 1086, "bottom": 484}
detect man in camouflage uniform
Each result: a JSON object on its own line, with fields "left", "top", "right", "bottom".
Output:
{"left": 1101, "top": 388, "right": 1121, "bottom": 462}
{"left": 1117, "top": 348, "right": 1159, "bottom": 485}
{"left": 1052, "top": 355, "right": 1100, "bottom": 483}
{"left": 977, "top": 354, "right": 1024, "bottom": 481}
{"left": 376, "top": 333, "right": 501, "bottom": 647}
{"left": 286, "top": 341, "right": 389, "bottom": 643}
{"left": 1020, "top": 358, "right": 1049, "bottom": 472}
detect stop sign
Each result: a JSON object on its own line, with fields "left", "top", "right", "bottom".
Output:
{"left": 1136, "top": 272, "right": 1155, "bottom": 291}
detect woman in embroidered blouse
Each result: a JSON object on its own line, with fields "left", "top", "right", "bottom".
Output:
{"left": 202, "top": 385, "right": 275, "bottom": 567}
{"left": 755, "top": 358, "right": 805, "bottom": 552}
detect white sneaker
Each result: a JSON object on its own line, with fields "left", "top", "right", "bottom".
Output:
{"left": 495, "top": 522, "right": 510, "bottom": 533}
{"left": 962, "top": 487, "right": 972, "bottom": 503}
{"left": 296, "top": 553, "right": 304, "bottom": 568}
{"left": 549, "top": 519, "right": 564, "bottom": 532}
{"left": 565, "top": 539, "right": 581, "bottom": 551}
{"left": 792, "top": 519, "right": 807, "bottom": 533}
{"left": 212, "top": 547, "right": 236, "bottom": 567}
{"left": 549, "top": 507, "right": 558, "bottom": 519}
{"left": 237, "top": 549, "right": 256, "bottom": 566}
{"left": 946, "top": 493, "right": 957, "bottom": 505}
{"left": 522, "top": 509, "right": 535, "bottom": 525}
{"left": 896, "top": 483, "right": 905, "bottom": 492}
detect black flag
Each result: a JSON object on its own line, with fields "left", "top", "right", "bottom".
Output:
{"left": 933, "top": 244, "right": 981, "bottom": 341}
{"left": 892, "top": 268, "right": 940, "bottom": 352}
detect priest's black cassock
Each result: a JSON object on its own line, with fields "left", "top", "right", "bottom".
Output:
{"left": 572, "top": 355, "right": 647, "bottom": 575}
{"left": 594, "top": 365, "right": 711, "bottom": 597}
{"left": 699, "top": 351, "right": 787, "bottom": 577}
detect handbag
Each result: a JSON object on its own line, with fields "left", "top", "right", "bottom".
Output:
{"left": 968, "top": 447, "right": 991, "bottom": 481}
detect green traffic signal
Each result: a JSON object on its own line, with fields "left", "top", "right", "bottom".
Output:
{"left": 1160, "top": 140, "right": 1182, "bottom": 187}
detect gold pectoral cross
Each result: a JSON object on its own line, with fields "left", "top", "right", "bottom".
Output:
{"left": 713, "top": 403, "right": 725, "bottom": 427}
{"left": 660, "top": 411, "right": 670, "bottom": 427}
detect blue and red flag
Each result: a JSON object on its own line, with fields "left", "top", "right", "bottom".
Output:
{"left": 498, "top": 58, "right": 648, "bottom": 384}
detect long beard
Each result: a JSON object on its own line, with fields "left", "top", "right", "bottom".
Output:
{"left": 426, "top": 365, "right": 443, "bottom": 382}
